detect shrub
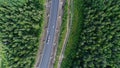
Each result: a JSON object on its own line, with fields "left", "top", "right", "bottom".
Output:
{"left": 0, "top": 0, "right": 43, "bottom": 68}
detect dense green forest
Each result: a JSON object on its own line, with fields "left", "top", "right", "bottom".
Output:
{"left": 0, "top": 0, "right": 43, "bottom": 68}
{"left": 61, "top": 0, "right": 120, "bottom": 68}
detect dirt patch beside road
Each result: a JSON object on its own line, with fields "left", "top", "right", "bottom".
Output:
{"left": 57, "top": 0, "right": 71, "bottom": 68}
{"left": 48, "top": 0, "right": 65, "bottom": 68}
{"left": 34, "top": 0, "right": 52, "bottom": 68}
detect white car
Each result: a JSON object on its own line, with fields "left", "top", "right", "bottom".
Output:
{"left": 46, "top": 39, "right": 49, "bottom": 44}
{"left": 46, "top": 35, "right": 50, "bottom": 44}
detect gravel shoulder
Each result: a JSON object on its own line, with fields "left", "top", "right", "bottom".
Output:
{"left": 34, "top": 0, "right": 51, "bottom": 68}
{"left": 57, "top": 0, "right": 71, "bottom": 68}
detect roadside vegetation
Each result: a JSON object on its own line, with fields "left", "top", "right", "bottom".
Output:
{"left": 54, "top": 0, "right": 68, "bottom": 68}
{"left": 0, "top": 0, "right": 44, "bottom": 68}
{"left": 61, "top": 0, "right": 83, "bottom": 67}
{"left": 61, "top": 0, "right": 120, "bottom": 68}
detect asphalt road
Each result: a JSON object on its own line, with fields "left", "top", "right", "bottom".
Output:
{"left": 38, "top": 0, "right": 59, "bottom": 68}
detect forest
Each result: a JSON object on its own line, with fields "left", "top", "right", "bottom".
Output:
{"left": 0, "top": 0, "right": 43, "bottom": 68}
{"left": 61, "top": 0, "right": 120, "bottom": 68}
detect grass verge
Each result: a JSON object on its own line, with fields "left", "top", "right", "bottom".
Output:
{"left": 61, "top": 0, "right": 84, "bottom": 68}
{"left": 53, "top": 0, "right": 68, "bottom": 68}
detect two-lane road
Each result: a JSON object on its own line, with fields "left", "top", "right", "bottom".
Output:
{"left": 38, "top": 0, "right": 59, "bottom": 68}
